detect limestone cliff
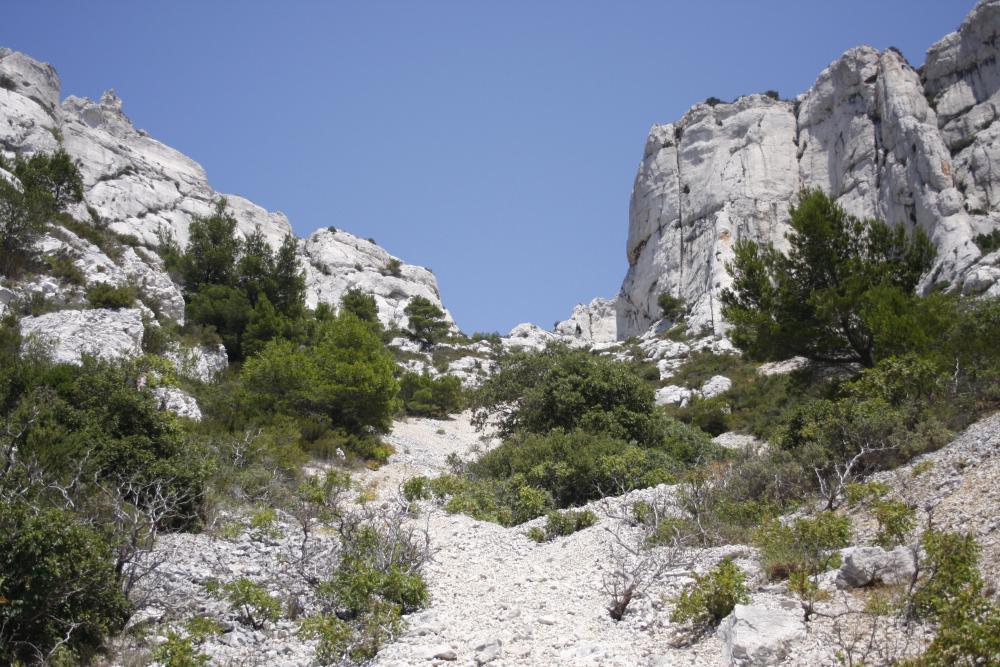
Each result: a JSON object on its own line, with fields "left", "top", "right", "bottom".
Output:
{"left": 0, "top": 47, "right": 454, "bottom": 335}
{"left": 618, "top": 0, "right": 1000, "bottom": 339}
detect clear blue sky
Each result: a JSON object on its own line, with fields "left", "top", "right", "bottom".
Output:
{"left": 4, "top": 1, "right": 977, "bottom": 334}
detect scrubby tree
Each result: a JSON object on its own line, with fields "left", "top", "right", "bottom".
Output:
{"left": 272, "top": 234, "right": 306, "bottom": 318}
{"left": 341, "top": 288, "right": 379, "bottom": 327}
{"left": 0, "top": 500, "right": 130, "bottom": 665}
{"left": 0, "top": 149, "right": 84, "bottom": 276}
{"left": 720, "top": 189, "right": 935, "bottom": 367}
{"left": 242, "top": 312, "right": 399, "bottom": 436}
{"left": 404, "top": 296, "right": 449, "bottom": 346}
{"left": 180, "top": 202, "right": 242, "bottom": 291}
{"left": 658, "top": 292, "right": 686, "bottom": 321}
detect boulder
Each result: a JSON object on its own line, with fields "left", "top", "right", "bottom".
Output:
{"left": 20, "top": 308, "right": 144, "bottom": 364}
{"left": 718, "top": 604, "right": 806, "bottom": 666}
{"left": 554, "top": 296, "right": 618, "bottom": 344}
{"left": 836, "top": 545, "right": 917, "bottom": 588}
{"left": 164, "top": 343, "right": 229, "bottom": 383}
{"left": 700, "top": 374, "right": 732, "bottom": 399}
{"left": 655, "top": 385, "right": 693, "bottom": 407}
{"left": 152, "top": 386, "right": 202, "bottom": 421}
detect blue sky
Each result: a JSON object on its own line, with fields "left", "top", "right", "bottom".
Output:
{"left": 4, "top": 1, "right": 977, "bottom": 333}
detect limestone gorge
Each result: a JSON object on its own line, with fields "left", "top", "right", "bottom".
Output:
{"left": 1, "top": 3, "right": 999, "bottom": 667}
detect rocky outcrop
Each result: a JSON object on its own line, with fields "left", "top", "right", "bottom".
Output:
{"left": 836, "top": 545, "right": 917, "bottom": 588}
{"left": 0, "top": 47, "right": 458, "bottom": 335}
{"left": 553, "top": 297, "right": 618, "bottom": 344}
{"left": 163, "top": 342, "right": 229, "bottom": 383}
{"left": 618, "top": 1, "right": 1000, "bottom": 339}
{"left": 302, "top": 228, "right": 453, "bottom": 330}
{"left": 20, "top": 308, "right": 144, "bottom": 364}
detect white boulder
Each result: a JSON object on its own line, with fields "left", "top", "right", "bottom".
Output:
{"left": 20, "top": 308, "right": 144, "bottom": 364}
{"left": 718, "top": 604, "right": 807, "bottom": 666}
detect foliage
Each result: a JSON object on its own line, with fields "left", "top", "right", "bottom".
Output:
{"left": 657, "top": 292, "right": 686, "bottom": 320}
{"left": 670, "top": 558, "right": 750, "bottom": 630}
{"left": 211, "top": 577, "right": 281, "bottom": 629}
{"left": 471, "top": 426, "right": 709, "bottom": 509}
{"left": 471, "top": 344, "right": 667, "bottom": 444}
{"left": 242, "top": 312, "right": 399, "bottom": 455}
{"left": 528, "top": 509, "right": 597, "bottom": 542}
{"left": 0, "top": 149, "right": 84, "bottom": 276}
{"left": 0, "top": 499, "right": 130, "bottom": 665}
{"left": 86, "top": 282, "right": 137, "bottom": 309}
{"left": 399, "top": 371, "right": 463, "bottom": 418}
{"left": 973, "top": 228, "right": 1000, "bottom": 255}
{"left": 424, "top": 473, "right": 553, "bottom": 526}
{"left": 720, "top": 188, "right": 936, "bottom": 367}
{"left": 754, "top": 512, "right": 851, "bottom": 580}
{"left": 151, "top": 630, "right": 210, "bottom": 667}
{"left": 404, "top": 296, "right": 449, "bottom": 345}
{"left": 298, "top": 614, "right": 353, "bottom": 665}
{"left": 340, "top": 288, "right": 379, "bottom": 327}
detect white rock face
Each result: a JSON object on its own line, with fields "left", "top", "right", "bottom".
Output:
{"left": 700, "top": 374, "right": 733, "bottom": 399}
{"left": 163, "top": 343, "right": 229, "bottom": 383}
{"left": 655, "top": 385, "right": 693, "bottom": 407}
{"left": 501, "top": 323, "right": 563, "bottom": 351}
{"left": 0, "top": 47, "right": 460, "bottom": 342}
{"left": 20, "top": 308, "right": 144, "bottom": 364}
{"left": 553, "top": 297, "right": 618, "bottom": 344}
{"left": 836, "top": 546, "right": 917, "bottom": 588}
{"left": 152, "top": 386, "right": 202, "bottom": 421}
{"left": 618, "top": 1, "right": 1000, "bottom": 340}
{"left": 718, "top": 604, "right": 807, "bottom": 666}
{"left": 302, "top": 228, "right": 454, "bottom": 330}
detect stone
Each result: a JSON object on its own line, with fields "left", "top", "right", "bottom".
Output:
{"left": 164, "top": 343, "right": 229, "bottom": 383}
{"left": 655, "top": 385, "right": 693, "bottom": 407}
{"left": 617, "top": 0, "right": 1000, "bottom": 340}
{"left": 718, "top": 604, "right": 807, "bottom": 666}
{"left": 554, "top": 297, "right": 618, "bottom": 344}
{"left": 152, "top": 386, "right": 203, "bottom": 421}
{"left": 836, "top": 545, "right": 917, "bottom": 589}
{"left": 302, "top": 228, "right": 455, "bottom": 331}
{"left": 20, "top": 308, "right": 144, "bottom": 365}
{"left": 758, "top": 356, "right": 810, "bottom": 376}
{"left": 502, "top": 323, "right": 561, "bottom": 351}
{"left": 700, "top": 374, "right": 732, "bottom": 399}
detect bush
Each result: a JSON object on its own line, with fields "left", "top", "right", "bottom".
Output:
{"left": 754, "top": 512, "right": 851, "bottom": 580}
{"left": 86, "top": 282, "right": 137, "bottom": 309}
{"left": 243, "top": 313, "right": 399, "bottom": 447}
{"left": 657, "top": 292, "right": 686, "bottom": 321}
{"left": 399, "top": 371, "right": 463, "bottom": 417}
{"left": 470, "top": 345, "right": 669, "bottom": 445}
{"left": 670, "top": 558, "right": 750, "bottom": 630}
{"left": 210, "top": 577, "right": 281, "bottom": 629}
{"left": 404, "top": 296, "right": 449, "bottom": 345}
{"left": 298, "top": 614, "right": 353, "bottom": 665}
{"left": 0, "top": 500, "right": 130, "bottom": 665}
{"left": 341, "top": 288, "right": 379, "bottom": 327}
{"left": 0, "top": 149, "right": 84, "bottom": 275}
{"left": 974, "top": 229, "right": 1000, "bottom": 255}
{"left": 151, "top": 630, "right": 210, "bottom": 667}
{"left": 721, "top": 188, "right": 935, "bottom": 367}
{"left": 528, "top": 509, "right": 598, "bottom": 542}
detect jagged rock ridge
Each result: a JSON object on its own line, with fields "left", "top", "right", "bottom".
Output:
{"left": 619, "top": 0, "right": 1000, "bottom": 339}
{"left": 0, "top": 47, "right": 454, "bottom": 333}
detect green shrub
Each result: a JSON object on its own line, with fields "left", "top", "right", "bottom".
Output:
{"left": 0, "top": 500, "right": 130, "bottom": 665}
{"left": 657, "top": 293, "right": 686, "bottom": 320}
{"left": 44, "top": 251, "right": 86, "bottom": 285}
{"left": 212, "top": 577, "right": 281, "bottom": 629}
{"left": 299, "top": 614, "right": 353, "bottom": 665}
{"left": 974, "top": 229, "right": 1000, "bottom": 254}
{"left": 404, "top": 296, "right": 449, "bottom": 345}
{"left": 402, "top": 476, "right": 432, "bottom": 502}
{"left": 670, "top": 558, "right": 750, "bottom": 630}
{"left": 86, "top": 282, "right": 137, "bottom": 309}
{"left": 384, "top": 257, "right": 402, "bottom": 276}
{"left": 151, "top": 630, "right": 210, "bottom": 667}
{"left": 399, "top": 371, "right": 463, "bottom": 417}
{"left": 528, "top": 509, "right": 598, "bottom": 541}
{"left": 242, "top": 312, "right": 399, "bottom": 451}
{"left": 754, "top": 512, "right": 851, "bottom": 580}
{"left": 721, "top": 188, "right": 935, "bottom": 367}
{"left": 340, "top": 288, "right": 379, "bottom": 327}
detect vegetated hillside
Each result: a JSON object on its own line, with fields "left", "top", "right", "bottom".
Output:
{"left": 1, "top": 5, "right": 999, "bottom": 667}
{"left": 619, "top": 0, "right": 1000, "bottom": 339}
